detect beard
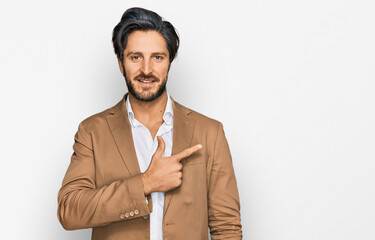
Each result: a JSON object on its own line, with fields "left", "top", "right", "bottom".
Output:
{"left": 123, "top": 71, "right": 168, "bottom": 102}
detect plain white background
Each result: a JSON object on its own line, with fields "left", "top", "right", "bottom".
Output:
{"left": 0, "top": 0, "right": 374, "bottom": 239}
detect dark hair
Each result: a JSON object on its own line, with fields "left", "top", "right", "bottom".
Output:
{"left": 112, "top": 7, "right": 180, "bottom": 63}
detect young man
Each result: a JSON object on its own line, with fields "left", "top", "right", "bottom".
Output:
{"left": 58, "top": 7, "right": 242, "bottom": 240}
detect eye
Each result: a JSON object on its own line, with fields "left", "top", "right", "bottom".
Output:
{"left": 154, "top": 56, "right": 163, "bottom": 61}
{"left": 131, "top": 55, "right": 141, "bottom": 61}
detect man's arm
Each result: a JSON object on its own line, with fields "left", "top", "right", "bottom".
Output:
{"left": 57, "top": 122, "right": 151, "bottom": 230}
{"left": 208, "top": 122, "right": 242, "bottom": 239}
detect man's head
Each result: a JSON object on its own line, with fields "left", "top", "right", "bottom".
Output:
{"left": 112, "top": 7, "right": 179, "bottom": 102}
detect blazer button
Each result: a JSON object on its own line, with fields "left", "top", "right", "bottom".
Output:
{"left": 143, "top": 215, "right": 149, "bottom": 220}
{"left": 125, "top": 212, "right": 130, "bottom": 218}
{"left": 120, "top": 214, "right": 125, "bottom": 219}
{"left": 134, "top": 209, "right": 140, "bottom": 215}
{"left": 130, "top": 211, "right": 134, "bottom": 217}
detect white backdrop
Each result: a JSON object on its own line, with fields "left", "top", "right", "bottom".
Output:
{"left": 0, "top": 0, "right": 374, "bottom": 239}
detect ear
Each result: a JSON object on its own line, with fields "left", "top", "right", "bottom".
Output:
{"left": 117, "top": 58, "right": 124, "bottom": 74}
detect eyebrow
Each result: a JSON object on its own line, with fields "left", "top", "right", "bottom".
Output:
{"left": 126, "top": 51, "right": 168, "bottom": 57}
{"left": 152, "top": 52, "right": 168, "bottom": 57}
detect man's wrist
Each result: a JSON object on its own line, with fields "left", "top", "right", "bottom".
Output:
{"left": 141, "top": 173, "right": 152, "bottom": 195}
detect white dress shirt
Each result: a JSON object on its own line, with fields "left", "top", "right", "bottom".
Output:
{"left": 126, "top": 94, "right": 173, "bottom": 240}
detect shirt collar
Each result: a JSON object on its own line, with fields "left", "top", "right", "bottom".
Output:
{"left": 126, "top": 93, "right": 174, "bottom": 127}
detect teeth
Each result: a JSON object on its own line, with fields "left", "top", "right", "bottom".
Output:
{"left": 139, "top": 80, "right": 153, "bottom": 83}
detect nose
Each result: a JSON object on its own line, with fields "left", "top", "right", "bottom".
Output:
{"left": 141, "top": 59, "right": 152, "bottom": 75}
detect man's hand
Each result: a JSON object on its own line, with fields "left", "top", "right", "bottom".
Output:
{"left": 141, "top": 136, "right": 202, "bottom": 195}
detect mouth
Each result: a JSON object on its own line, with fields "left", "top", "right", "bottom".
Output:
{"left": 137, "top": 78, "right": 157, "bottom": 85}
{"left": 139, "top": 79, "right": 154, "bottom": 83}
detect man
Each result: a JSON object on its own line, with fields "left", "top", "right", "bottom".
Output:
{"left": 58, "top": 7, "right": 242, "bottom": 240}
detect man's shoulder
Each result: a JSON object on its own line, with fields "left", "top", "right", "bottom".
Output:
{"left": 174, "top": 101, "right": 222, "bottom": 129}
{"left": 78, "top": 98, "right": 123, "bottom": 132}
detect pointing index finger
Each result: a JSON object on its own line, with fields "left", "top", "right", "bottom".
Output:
{"left": 174, "top": 144, "right": 202, "bottom": 162}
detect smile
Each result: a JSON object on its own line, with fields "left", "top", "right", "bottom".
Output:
{"left": 137, "top": 79, "right": 156, "bottom": 84}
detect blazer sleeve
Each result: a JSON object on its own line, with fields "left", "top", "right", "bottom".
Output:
{"left": 57, "top": 122, "right": 152, "bottom": 230}
{"left": 208, "top": 122, "right": 243, "bottom": 239}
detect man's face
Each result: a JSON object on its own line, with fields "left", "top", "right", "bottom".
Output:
{"left": 119, "top": 30, "right": 170, "bottom": 102}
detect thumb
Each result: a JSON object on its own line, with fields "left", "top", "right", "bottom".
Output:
{"left": 154, "top": 136, "right": 166, "bottom": 157}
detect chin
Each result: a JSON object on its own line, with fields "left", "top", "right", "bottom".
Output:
{"left": 131, "top": 89, "right": 165, "bottom": 102}
{"left": 125, "top": 76, "right": 167, "bottom": 102}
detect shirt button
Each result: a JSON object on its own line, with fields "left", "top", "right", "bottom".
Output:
{"left": 120, "top": 214, "right": 125, "bottom": 219}
{"left": 125, "top": 212, "right": 130, "bottom": 218}
{"left": 130, "top": 211, "right": 135, "bottom": 217}
{"left": 143, "top": 215, "right": 149, "bottom": 220}
{"left": 134, "top": 209, "right": 140, "bottom": 215}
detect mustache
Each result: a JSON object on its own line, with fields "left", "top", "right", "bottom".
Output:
{"left": 134, "top": 73, "right": 160, "bottom": 82}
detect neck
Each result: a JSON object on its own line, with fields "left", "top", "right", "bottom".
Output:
{"left": 129, "top": 91, "right": 168, "bottom": 125}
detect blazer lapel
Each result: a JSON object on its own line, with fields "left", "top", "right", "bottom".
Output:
{"left": 164, "top": 98, "right": 196, "bottom": 215}
{"left": 106, "top": 94, "right": 141, "bottom": 176}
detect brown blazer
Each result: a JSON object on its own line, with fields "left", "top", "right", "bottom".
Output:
{"left": 58, "top": 94, "right": 242, "bottom": 239}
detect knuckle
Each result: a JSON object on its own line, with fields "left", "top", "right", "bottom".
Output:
{"left": 174, "top": 179, "right": 182, "bottom": 187}
{"left": 177, "top": 163, "right": 183, "bottom": 170}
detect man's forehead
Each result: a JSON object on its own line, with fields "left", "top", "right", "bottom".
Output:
{"left": 125, "top": 30, "right": 169, "bottom": 54}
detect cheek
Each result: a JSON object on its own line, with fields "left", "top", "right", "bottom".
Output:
{"left": 156, "top": 64, "right": 170, "bottom": 76}
{"left": 124, "top": 63, "right": 140, "bottom": 77}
